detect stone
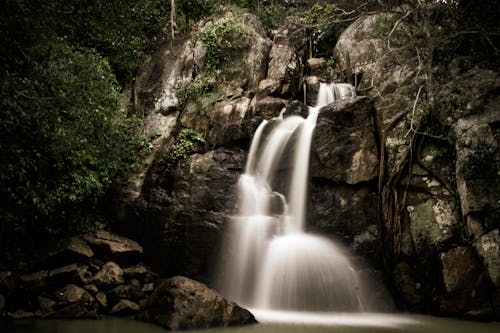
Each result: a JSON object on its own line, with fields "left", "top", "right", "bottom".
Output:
{"left": 306, "top": 58, "right": 326, "bottom": 75}
{"left": 96, "top": 292, "right": 107, "bottom": 308}
{"left": 311, "top": 182, "right": 378, "bottom": 240}
{"left": 19, "top": 270, "right": 48, "bottom": 291}
{"left": 122, "top": 264, "right": 157, "bottom": 280}
{"left": 393, "top": 262, "right": 421, "bottom": 307}
{"left": 109, "top": 299, "right": 140, "bottom": 316}
{"left": 206, "top": 97, "right": 252, "bottom": 147}
{"left": 138, "top": 148, "right": 244, "bottom": 279}
{"left": 440, "top": 246, "right": 481, "bottom": 294}
{"left": 8, "top": 309, "right": 35, "bottom": 319}
{"left": 408, "top": 199, "right": 457, "bottom": 254}
{"left": 334, "top": 13, "right": 416, "bottom": 92}
{"left": 257, "top": 79, "right": 280, "bottom": 97}
{"left": 304, "top": 76, "right": 320, "bottom": 106}
{"left": 311, "top": 97, "right": 379, "bottom": 184}
{"left": 251, "top": 96, "right": 287, "bottom": 120}
{"left": 475, "top": 229, "right": 500, "bottom": 286}
{"left": 91, "top": 261, "right": 124, "bottom": 288}
{"left": 38, "top": 296, "right": 56, "bottom": 314}
{"left": 55, "top": 284, "right": 94, "bottom": 304}
{"left": 73, "top": 266, "right": 93, "bottom": 285}
{"left": 267, "top": 20, "right": 307, "bottom": 97}
{"left": 107, "top": 284, "right": 144, "bottom": 304}
{"left": 44, "top": 237, "right": 94, "bottom": 268}
{"left": 455, "top": 123, "right": 499, "bottom": 216}
{"left": 48, "top": 264, "right": 80, "bottom": 285}
{"left": 137, "top": 276, "right": 256, "bottom": 331}
{"left": 84, "top": 231, "right": 143, "bottom": 266}
{"left": 83, "top": 284, "right": 99, "bottom": 294}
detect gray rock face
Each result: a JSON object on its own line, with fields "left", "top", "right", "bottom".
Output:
{"left": 137, "top": 276, "right": 256, "bottom": 331}
{"left": 266, "top": 20, "right": 307, "bottom": 97}
{"left": 53, "top": 284, "right": 98, "bottom": 318}
{"left": 311, "top": 97, "right": 379, "bottom": 184}
{"left": 408, "top": 199, "right": 457, "bottom": 254}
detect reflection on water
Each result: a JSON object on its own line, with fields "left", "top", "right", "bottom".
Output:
{"left": 0, "top": 315, "right": 499, "bottom": 333}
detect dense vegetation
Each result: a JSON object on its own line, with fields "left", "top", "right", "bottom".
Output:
{"left": 0, "top": 0, "right": 167, "bottom": 267}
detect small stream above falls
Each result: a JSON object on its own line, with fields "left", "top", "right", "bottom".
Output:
{"left": 217, "top": 82, "right": 378, "bottom": 314}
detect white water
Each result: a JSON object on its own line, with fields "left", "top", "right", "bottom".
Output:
{"left": 218, "top": 82, "right": 364, "bottom": 313}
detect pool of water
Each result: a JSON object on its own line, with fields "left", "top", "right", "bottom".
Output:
{"left": 1, "top": 313, "right": 499, "bottom": 333}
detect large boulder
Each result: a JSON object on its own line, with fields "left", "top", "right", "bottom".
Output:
{"left": 135, "top": 148, "right": 245, "bottom": 280}
{"left": 137, "top": 276, "right": 256, "bottom": 331}
{"left": 52, "top": 284, "right": 98, "bottom": 318}
{"left": 440, "top": 246, "right": 481, "bottom": 294}
{"left": 311, "top": 97, "right": 379, "bottom": 184}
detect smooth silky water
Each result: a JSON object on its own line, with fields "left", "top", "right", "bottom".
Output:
{"left": 216, "top": 82, "right": 376, "bottom": 316}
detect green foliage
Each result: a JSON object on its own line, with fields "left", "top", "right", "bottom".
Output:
{"left": 166, "top": 129, "right": 206, "bottom": 169}
{"left": 0, "top": 0, "right": 155, "bottom": 267}
{"left": 175, "top": 79, "right": 212, "bottom": 107}
{"left": 201, "top": 13, "right": 252, "bottom": 74}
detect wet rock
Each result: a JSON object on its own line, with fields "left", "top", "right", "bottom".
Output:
{"left": 91, "top": 261, "right": 124, "bottom": 288}
{"left": 311, "top": 97, "right": 378, "bottom": 184}
{"left": 73, "top": 266, "right": 93, "bottom": 285}
{"left": 440, "top": 246, "right": 481, "bottom": 294}
{"left": 84, "top": 231, "right": 143, "bottom": 266}
{"left": 137, "top": 276, "right": 256, "bottom": 330}
{"left": 38, "top": 296, "right": 56, "bottom": 314}
{"left": 408, "top": 199, "right": 458, "bottom": 254}
{"left": 267, "top": 20, "right": 307, "bottom": 97}
{"left": 475, "top": 229, "right": 500, "bottom": 286}
{"left": 304, "top": 76, "right": 320, "bottom": 106}
{"left": 107, "top": 285, "right": 144, "bottom": 304}
{"left": 109, "top": 299, "right": 140, "bottom": 316}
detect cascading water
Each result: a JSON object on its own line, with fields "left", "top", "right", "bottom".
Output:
{"left": 218, "top": 82, "right": 366, "bottom": 313}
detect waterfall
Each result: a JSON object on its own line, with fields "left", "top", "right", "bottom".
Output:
{"left": 218, "top": 82, "right": 366, "bottom": 312}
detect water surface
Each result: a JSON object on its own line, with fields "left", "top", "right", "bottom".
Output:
{"left": 1, "top": 314, "right": 499, "bottom": 333}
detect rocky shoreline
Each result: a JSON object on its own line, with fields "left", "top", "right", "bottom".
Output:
{"left": 0, "top": 231, "right": 255, "bottom": 330}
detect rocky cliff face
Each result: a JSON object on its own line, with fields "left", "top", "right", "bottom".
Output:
{"left": 115, "top": 8, "right": 380, "bottom": 285}
{"left": 334, "top": 9, "right": 500, "bottom": 318}
{"left": 115, "top": 5, "right": 499, "bottom": 320}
